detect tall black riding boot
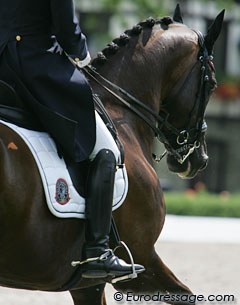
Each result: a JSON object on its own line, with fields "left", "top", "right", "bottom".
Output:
{"left": 81, "top": 149, "right": 145, "bottom": 280}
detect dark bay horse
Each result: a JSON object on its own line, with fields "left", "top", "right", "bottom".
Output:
{"left": 0, "top": 6, "right": 224, "bottom": 305}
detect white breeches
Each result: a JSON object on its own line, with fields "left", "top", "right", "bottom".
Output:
{"left": 89, "top": 111, "right": 121, "bottom": 163}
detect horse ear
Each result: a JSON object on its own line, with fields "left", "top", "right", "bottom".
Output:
{"left": 204, "top": 9, "right": 225, "bottom": 54}
{"left": 173, "top": 4, "right": 183, "bottom": 24}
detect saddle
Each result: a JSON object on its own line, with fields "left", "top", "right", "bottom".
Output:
{"left": 0, "top": 81, "right": 42, "bottom": 130}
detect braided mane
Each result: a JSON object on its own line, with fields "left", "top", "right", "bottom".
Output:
{"left": 91, "top": 16, "right": 174, "bottom": 67}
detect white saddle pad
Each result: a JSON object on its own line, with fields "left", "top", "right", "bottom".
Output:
{"left": 0, "top": 120, "right": 128, "bottom": 219}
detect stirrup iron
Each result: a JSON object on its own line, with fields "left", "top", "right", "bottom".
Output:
{"left": 111, "top": 241, "right": 138, "bottom": 283}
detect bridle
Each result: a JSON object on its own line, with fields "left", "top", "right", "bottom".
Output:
{"left": 83, "top": 31, "right": 214, "bottom": 164}
{"left": 156, "top": 30, "right": 214, "bottom": 164}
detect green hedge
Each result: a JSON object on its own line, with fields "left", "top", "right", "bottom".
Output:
{"left": 164, "top": 191, "right": 240, "bottom": 218}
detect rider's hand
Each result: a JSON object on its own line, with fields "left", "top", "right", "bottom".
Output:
{"left": 74, "top": 52, "right": 91, "bottom": 68}
{"left": 67, "top": 51, "right": 91, "bottom": 69}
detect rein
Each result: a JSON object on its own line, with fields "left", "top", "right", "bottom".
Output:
{"left": 83, "top": 31, "right": 212, "bottom": 164}
{"left": 83, "top": 66, "right": 171, "bottom": 137}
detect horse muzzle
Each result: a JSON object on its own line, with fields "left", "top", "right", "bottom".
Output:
{"left": 166, "top": 144, "right": 208, "bottom": 179}
{"left": 177, "top": 153, "right": 208, "bottom": 179}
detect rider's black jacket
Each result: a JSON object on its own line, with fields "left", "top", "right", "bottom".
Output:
{"left": 0, "top": 0, "right": 96, "bottom": 161}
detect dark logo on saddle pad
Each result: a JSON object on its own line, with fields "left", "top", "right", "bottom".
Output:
{"left": 55, "top": 178, "right": 70, "bottom": 205}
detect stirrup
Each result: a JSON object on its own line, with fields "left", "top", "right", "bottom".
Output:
{"left": 111, "top": 241, "right": 138, "bottom": 283}
{"left": 71, "top": 242, "right": 139, "bottom": 283}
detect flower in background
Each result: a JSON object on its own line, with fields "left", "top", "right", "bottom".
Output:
{"left": 214, "top": 80, "right": 240, "bottom": 101}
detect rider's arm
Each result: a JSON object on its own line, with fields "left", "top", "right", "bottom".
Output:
{"left": 50, "top": 0, "right": 91, "bottom": 66}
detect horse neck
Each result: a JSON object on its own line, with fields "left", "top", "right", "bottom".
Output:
{"left": 90, "top": 25, "right": 198, "bottom": 158}
{"left": 93, "top": 23, "right": 198, "bottom": 103}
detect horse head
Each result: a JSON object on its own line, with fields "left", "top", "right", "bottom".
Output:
{"left": 160, "top": 7, "right": 225, "bottom": 178}
{"left": 90, "top": 6, "right": 225, "bottom": 179}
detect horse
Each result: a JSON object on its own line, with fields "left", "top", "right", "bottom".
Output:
{"left": 0, "top": 5, "right": 224, "bottom": 305}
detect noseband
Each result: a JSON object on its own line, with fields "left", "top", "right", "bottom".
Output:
{"left": 83, "top": 31, "right": 213, "bottom": 164}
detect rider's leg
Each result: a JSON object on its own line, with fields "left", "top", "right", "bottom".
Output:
{"left": 81, "top": 112, "right": 145, "bottom": 279}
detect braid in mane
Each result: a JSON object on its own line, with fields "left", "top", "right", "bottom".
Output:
{"left": 91, "top": 16, "right": 174, "bottom": 67}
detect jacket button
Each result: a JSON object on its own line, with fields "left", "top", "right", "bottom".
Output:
{"left": 16, "top": 35, "right": 21, "bottom": 41}
{"left": 74, "top": 57, "right": 80, "bottom": 62}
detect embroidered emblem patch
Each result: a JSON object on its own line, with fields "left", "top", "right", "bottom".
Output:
{"left": 55, "top": 178, "right": 70, "bottom": 205}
